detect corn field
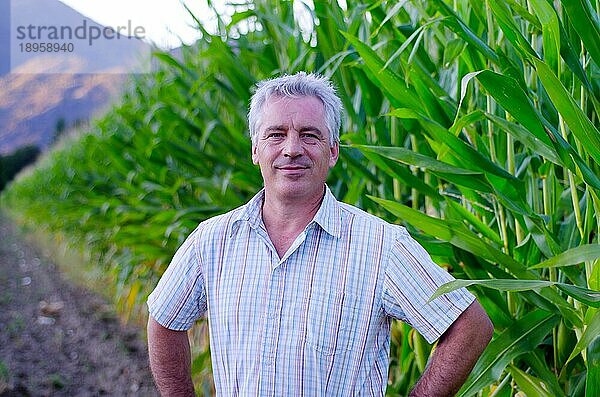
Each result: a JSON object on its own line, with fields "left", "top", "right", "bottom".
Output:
{"left": 2, "top": 0, "right": 599, "bottom": 395}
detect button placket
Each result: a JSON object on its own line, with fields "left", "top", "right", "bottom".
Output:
{"left": 262, "top": 250, "right": 284, "bottom": 369}
{"left": 259, "top": 225, "right": 303, "bottom": 381}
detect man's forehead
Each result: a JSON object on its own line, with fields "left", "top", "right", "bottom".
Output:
{"left": 261, "top": 99, "right": 326, "bottom": 128}
{"left": 263, "top": 94, "right": 324, "bottom": 109}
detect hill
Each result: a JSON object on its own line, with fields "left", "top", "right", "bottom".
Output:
{"left": 0, "top": 0, "right": 154, "bottom": 154}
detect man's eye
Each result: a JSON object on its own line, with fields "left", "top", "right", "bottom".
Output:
{"left": 302, "top": 133, "right": 319, "bottom": 140}
{"left": 267, "top": 133, "right": 284, "bottom": 138}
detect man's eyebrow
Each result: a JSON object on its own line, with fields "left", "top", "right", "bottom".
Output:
{"left": 264, "top": 125, "right": 287, "bottom": 132}
{"left": 263, "top": 125, "right": 324, "bottom": 135}
{"left": 298, "top": 126, "right": 323, "bottom": 134}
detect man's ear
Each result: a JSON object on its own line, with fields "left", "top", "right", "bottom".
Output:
{"left": 252, "top": 145, "right": 258, "bottom": 165}
{"left": 329, "top": 141, "right": 339, "bottom": 168}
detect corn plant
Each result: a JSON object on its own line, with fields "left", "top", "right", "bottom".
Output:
{"left": 332, "top": 1, "right": 600, "bottom": 395}
{"left": 2, "top": 0, "right": 599, "bottom": 395}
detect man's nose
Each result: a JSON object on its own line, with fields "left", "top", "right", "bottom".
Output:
{"left": 283, "top": 133, "right": 303, "bottom": 157}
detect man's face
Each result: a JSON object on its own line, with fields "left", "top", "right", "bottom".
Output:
{"left": 252, "top": 95, "right": 339, "bottom": 202}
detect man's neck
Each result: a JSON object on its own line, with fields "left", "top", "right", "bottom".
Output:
{"left": 261, "top": 186, "right": 325, "bottom": 257}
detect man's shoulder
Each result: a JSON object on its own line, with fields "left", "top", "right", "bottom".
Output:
{"left": 190, "top": 205, "right": 246, "bottom": 239}
{"left": 337, "top": 201, "right": 409, "bottom": 239}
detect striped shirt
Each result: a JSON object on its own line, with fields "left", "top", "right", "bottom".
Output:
{"left": 147, "top": 186, "right": 474, "bottom": 396}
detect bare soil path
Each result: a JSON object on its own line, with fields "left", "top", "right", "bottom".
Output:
{"left": 0, "top": 216, "right": 159, "bottom": 396}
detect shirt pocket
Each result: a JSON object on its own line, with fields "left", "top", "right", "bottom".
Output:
{"left": 302, "top": 290, "right": 358, "bottom": 356}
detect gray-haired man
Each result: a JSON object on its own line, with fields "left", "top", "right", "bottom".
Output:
{"left": 147, "top": 72, "right": 493, "bottom": 396}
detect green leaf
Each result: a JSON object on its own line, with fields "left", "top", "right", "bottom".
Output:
{"left": 341, "top": 32, "right": 424, "bottom": 112}
{"left": 372, "top": 198, "right": 580, "bottom": 324}
{"left": 430, "top": 278, "right": 600, "bottom": 308}
{"left": 558, "top": 21, "right": 597, "bottom": 99}
{"left": 533, "top": 58, "right": 600, "bottom": 165}
{"left": 541, "top": 125, "right": 600, "bottom": 191}
{"left": 429, "top": 279, "right": 555, "bottom": 302}
{"left": 590, "top": 259, "right": 600, "bottom": 291}
{"left": 370, "top": 0, "right": 410, "bottom": 39}
{"left": 443, "top": 38, "right": 467, "bottom": 67}
{"left": 556, "top": 284, "right": 600, "bottom": 308}
{"left": 529, "top": 244, "right": 600, "bottom": 269}
{"left": 153, "top": 52, "right": 198, "bottom": 80}
{"left": 449, "top": 110, "right": 486, "bottom": 136}
{"left": 484, "top": 114, "right": 560, "bottom": 164}
{"left": 560, "top": 0, "right": 600, "bottom": 68}
{"left": 353, "top": 145, "right": 481, "bottom": 175}
{"left": 458, "top": 70, "right": 553, "bottom": 148}
{"left": 565, "top": 309, "right": 600, "bottom": 365}
{"left": 487, "top": 0, "right": 538, "bottom": 62}
{"left": 445, "top": 199, "right": 503, "bottom": 246}
{"left": 503, "top": 0, "right": 541, "bottom": 29}
{"left": 431, "top": 0, "right": 498, "bottom": 62}
{"left": 389, "top": 109, "right": 519, "bottom": 181}
{"left": 228, "top": 9, "right": 256, "bottom": 28}
{"left": 369, "top": 196, "right": 530, "bottom": 278}
{"left": 356, "top": 150, "right": 442, "bottom": 198}
{"left": 586, "top": 335, "right": 600, "bottom": 396}
{"left": 509, "top": 365, "right": 554, "bottom": 397}
{"left": 529, "top": 0, "right": 561, "bottom": 72}
{"left": 357, "top": 150, "right": 442, "bottom": 200}
{"left": 522, "top": 352, "right": 566, "bottom": 397}
{"left": 456, "top": 310, "right": 559, "bottom": 397}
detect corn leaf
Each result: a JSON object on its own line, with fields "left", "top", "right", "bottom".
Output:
{"left": 533, "top": 58, "right": 600, "bottom": 165}
{"left": 560, "top": 0, "right": 600, "bottom": 67}
{"left": 529, "top": 245, "right": 600, "bottom": 269}
{"left": 430, "top": 279, "right": 600, "bottom": 308}
{"left": 509, "top": 365, "right": 554, "bottom": 397}
{"left": 565, "top": 308, "right": 600, "bottom": 366}
{"left": 456, "top": 310, "right": 559, "bottom": 397}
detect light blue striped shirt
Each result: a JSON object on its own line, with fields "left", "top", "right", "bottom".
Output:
{"left": 148, "top": 186, "right": 474, "bottom": 396}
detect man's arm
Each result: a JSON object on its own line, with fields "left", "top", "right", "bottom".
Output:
{"left": 147, "top": 317, "right": 196, "bottom": 396}
{"left": 409, "top": 301, "right": 493, "bottom": 397}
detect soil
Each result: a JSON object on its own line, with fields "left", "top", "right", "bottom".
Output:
{"left": 0, "top": 216, "right": 160, "bottom": 396}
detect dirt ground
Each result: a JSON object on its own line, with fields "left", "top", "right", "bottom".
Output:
{"left": 0, "top": 217, "right": 159, "bottom": 396}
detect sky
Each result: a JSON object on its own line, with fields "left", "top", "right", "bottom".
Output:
{"left": 56, "top": 0, "right": 327, "bottom": 50}
{"left": 57, "top": 0, "right": 226, "bottom": 49}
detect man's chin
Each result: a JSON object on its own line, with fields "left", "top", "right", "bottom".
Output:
{"left": 269, "top": 182, "right": 321, "bottom": 200}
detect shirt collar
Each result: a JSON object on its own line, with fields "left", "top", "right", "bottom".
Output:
{"left": 311, "top": 184, "right": 342, "bottom": 238}
{"left": 230, "top": 188, "right": 266, "bottom": 236}
{"left": 230, "top": 184, "right": 342, "bottom": 238}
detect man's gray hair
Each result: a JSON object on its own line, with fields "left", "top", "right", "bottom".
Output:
{"left": 248, "top": 72, "right": 343, "bottom": 147}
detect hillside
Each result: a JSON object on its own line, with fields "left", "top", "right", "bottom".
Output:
{"left": 0, "top": 67, "right": 127, "bottom": 154}
{"left": 0, "top": 0, "right": 153, "bottom": 154}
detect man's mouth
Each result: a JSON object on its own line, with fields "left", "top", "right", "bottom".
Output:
{"left": 277, "top": 166, "right": 308, "bottom": 170}
{"left": 275, "top": 162, "right": 310, "bottom": 170}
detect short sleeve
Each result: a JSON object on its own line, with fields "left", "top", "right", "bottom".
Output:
{"left": 147, "top": 226, "right": 207, "bottom": 330}
{"left": 382, "top": 228, "right": 474, "bottom": 343}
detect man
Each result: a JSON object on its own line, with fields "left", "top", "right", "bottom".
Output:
{"left": 147, "top": 72, "right": 493, "bottom": 396}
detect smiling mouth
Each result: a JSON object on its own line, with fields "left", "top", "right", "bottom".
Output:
{"left": 277, "top": 166, "right": 308, "bottom": 170}
{"left": 276, "top": 166, "right": 309, "bottom": 176}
